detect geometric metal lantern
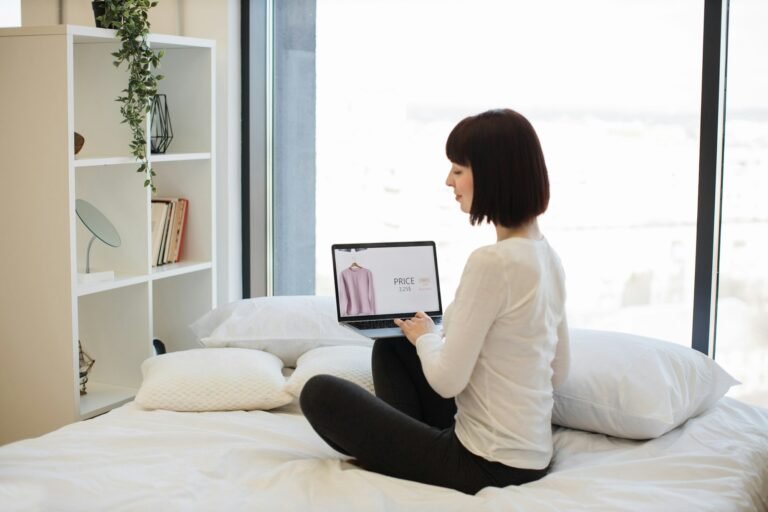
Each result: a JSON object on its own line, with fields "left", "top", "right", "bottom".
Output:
{"left": 150, "top": 93, "right": 174, "bottom": 154}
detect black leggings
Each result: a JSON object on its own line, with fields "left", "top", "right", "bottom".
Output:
{"left": 299, "top": 337, "right": 548, "bottom": 494}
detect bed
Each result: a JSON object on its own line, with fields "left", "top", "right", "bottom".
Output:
{"left": 1, "top": 296, "right": 767, "bottom": 511}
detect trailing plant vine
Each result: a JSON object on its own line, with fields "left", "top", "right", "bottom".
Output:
{"left": 98, "top": 0, "right": 164, "bottom": 192}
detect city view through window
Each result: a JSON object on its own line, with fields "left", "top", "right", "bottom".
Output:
{"left": 311, "top": 0, "right": 766, "bottom": 407}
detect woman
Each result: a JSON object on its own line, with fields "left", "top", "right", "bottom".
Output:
{"left": 300, "top": 108, "right": 569, "bottom": 494}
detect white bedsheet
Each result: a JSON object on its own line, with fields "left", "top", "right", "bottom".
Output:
{"left": 1, "top": 397, "right": 766, "bottom": 512}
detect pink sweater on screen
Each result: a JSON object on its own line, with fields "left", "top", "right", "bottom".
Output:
{"left": 340, "top": 267, "right": 376, "bottom": 316}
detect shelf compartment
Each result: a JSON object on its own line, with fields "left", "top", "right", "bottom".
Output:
{"left": 153, "top": 46, "right": 213, "bottom": 154}
{"left": 75, "top": 164, "right": 149, "bottom": 277}
{"left": 153, "top": 269, "right": 214, "bottom": 353}
{"left": 78, "top": 284, "right": 151, "bottom": 397}
{"left": 152, "top": 159, "right": 213, "bottom": 264}
{"left": 79, "top": 381, "right": 136, "bottom": 419}
{"left": 73, "top": 40, "right": 132, "bottom": 159}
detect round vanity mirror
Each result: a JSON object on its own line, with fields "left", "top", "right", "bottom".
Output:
{"left": 75, "top": 199, "right": 121, "bottom": 274}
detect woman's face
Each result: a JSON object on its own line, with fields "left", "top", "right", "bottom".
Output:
{"left": 445, "top": 162, "right": 474, "bottom": 214}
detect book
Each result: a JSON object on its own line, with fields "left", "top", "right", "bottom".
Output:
{"left": 157, "top": 200, "right": 172, "bottom": 266}
{"left": 170, "top": 198, "right": 188, "bottom": 262}
{"left": 150, "top": 201, "right": 169, "bottom": 267}
{"left": 162, "top": 199, "right": 177, "bottom": 264}
{"left": 152, "top": 197, "right": 189, "bottom": 265}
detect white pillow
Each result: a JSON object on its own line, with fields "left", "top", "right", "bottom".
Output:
{"left": 286, "top": 345, "right": 375, "bottom": 397}
{"left": 190, "top": 296, "right": 373, "bottom": 367}
{"left": 135, "top": 348, "right": 293, "bottom": 412}
{"left": 552, "top": 329, "right": 740, "bottom": 439}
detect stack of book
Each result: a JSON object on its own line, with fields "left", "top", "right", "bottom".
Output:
{"left": 151, "top": 198, "right": 188, "bottom": 267}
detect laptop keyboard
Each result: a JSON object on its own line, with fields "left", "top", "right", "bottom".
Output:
{"left": 349, "top": 319, "right": 398, "bottom": 329}
{"left": 350, "top": 317, "right": 442, "bottom": 330}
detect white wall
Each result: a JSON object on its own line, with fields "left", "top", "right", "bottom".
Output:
{"left": 21, "top": 0, "right": 243, "bottom": 305}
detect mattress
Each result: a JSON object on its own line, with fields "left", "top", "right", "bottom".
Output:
{"left": 0, "top": 397, "right": 766, "bottom": 511}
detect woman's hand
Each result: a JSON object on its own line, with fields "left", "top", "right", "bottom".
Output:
{"left": 393, "top": 311, "right": 435, "bottom": 345}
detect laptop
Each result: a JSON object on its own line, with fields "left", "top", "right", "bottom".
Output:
{"left": 331, "top": 241, "right": 443, "bottom": 339}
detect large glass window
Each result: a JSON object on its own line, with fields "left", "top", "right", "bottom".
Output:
{"left": 312, "top": 0, "right": 703, "bottom": 346}
{"left": 0, "top": 0, "right": 21, "bottom": 27}
{"left": 717, "top": 0, "right": 768, "bottom": 407}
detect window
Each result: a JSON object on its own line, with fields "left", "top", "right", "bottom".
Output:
{"left": 255, "top": 0, "right": 766, "bottom": 408}
{"left": 307, "top": 0, "right": 704, "bottom": 346}
{"left": 0, "top": 0, "right": 21, "bottom": 27}
{"left": 717, "top": 0, "right": 768, "bottom": 407}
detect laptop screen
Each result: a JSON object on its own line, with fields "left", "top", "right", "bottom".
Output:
{"left": 332, "top": 241, "right": 443, "bottom": 321}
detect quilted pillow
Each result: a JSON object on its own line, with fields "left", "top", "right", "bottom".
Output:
{"left": 286, "top": 345, "right": 375, "bottom": 397}
{"left": 552, "top": 329, "right": 740, "bottom": 439}
{"left": 135, "top": 348, "right": 292, "bottom": 412}
{"left": 190, "top": 295, "right": 373, "bottom": 367}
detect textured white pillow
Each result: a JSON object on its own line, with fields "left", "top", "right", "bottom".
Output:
{"left": 286, "top": 345, "right": 375, "bottom": 397}
{"left": 135, "top": 348, "right": 292, "bottom": 412}
{"left": 553, "top": 329, "right": 740, "bottom": 439}
{"left": 190, "top": 296, "right": 373, "bottom": 367}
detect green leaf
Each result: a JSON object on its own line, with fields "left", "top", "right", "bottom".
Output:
{"left": 104, "top": 0, "right": 163, "bottom": 190}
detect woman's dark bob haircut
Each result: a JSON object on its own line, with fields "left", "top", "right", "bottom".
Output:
{"left": 446, "top": 108, "right": 549, "bottom": 228}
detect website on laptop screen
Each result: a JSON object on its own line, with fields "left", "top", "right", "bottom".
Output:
{"left": 333, "top": 245, "right": 440, "bottom": 318}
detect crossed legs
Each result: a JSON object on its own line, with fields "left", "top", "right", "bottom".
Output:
{"left": 299, "top": 337, "right": 546, "bottom": 494}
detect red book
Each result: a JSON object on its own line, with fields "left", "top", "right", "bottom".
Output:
{"left": 173, "top": 198, "right": 189, "bottom": 262}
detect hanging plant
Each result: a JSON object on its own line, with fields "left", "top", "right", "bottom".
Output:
{"left": 97, "top": 0, "right": 164, "bottom": 192}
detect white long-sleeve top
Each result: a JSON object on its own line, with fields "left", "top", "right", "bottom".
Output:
{"left": 415, "top": 237, "right": 569, "bottom": 469}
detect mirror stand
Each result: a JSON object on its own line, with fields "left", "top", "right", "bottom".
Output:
{"left": 76, "top": 199, "right": 121, "bottom": 284}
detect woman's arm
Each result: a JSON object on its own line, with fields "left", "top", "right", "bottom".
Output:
{"left": 411, "top": 250, "right": 506, "bottom": 398}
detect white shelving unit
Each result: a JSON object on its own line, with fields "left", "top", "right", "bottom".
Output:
{"left": 0, "top": 25, "right": 216, "bottom": 444}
